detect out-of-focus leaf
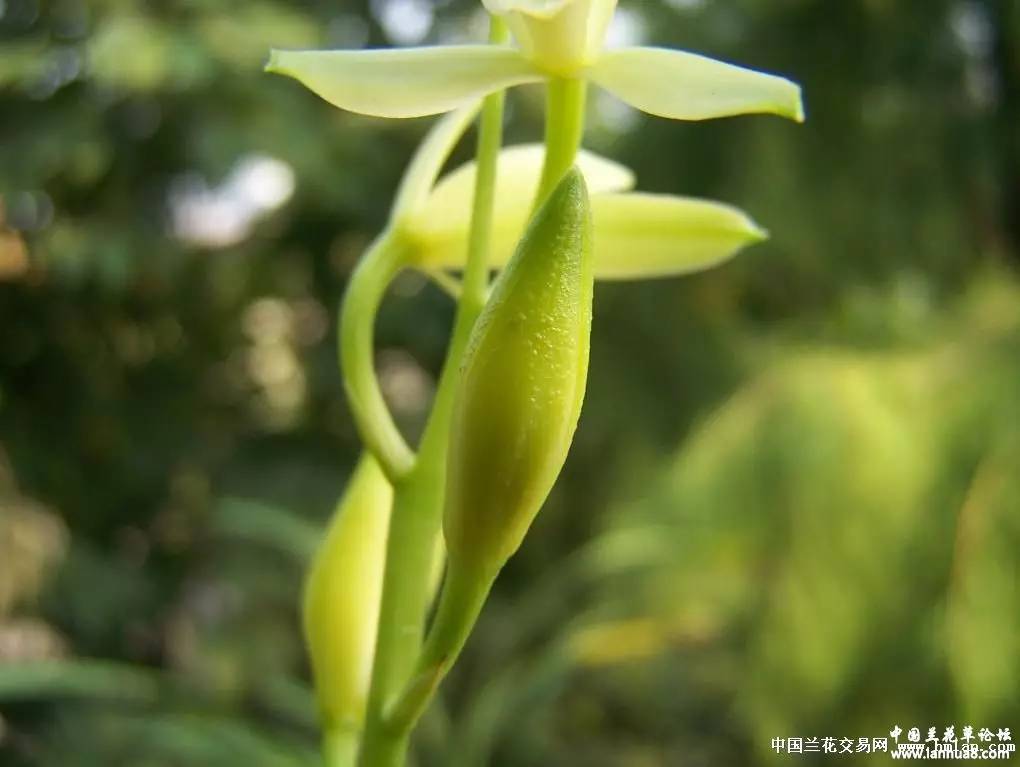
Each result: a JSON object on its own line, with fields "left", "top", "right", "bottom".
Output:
{"left": 0, "top": 659, "right": 160, "bottom": 702}
{"left": 211, "top": 497, "right": 321, "bottom": 562}
{"left": 946, "top": 442, "right": 1020, "bottom": 722}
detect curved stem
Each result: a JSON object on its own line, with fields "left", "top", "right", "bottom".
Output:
{"left": 339, "top": 234, "right": 416, "bottom": 482}
{"left": 358, "top": 18, "right": 509, "bottom": 767}
{"left": 534, "top": 76, "right": 588, "bottom": 209}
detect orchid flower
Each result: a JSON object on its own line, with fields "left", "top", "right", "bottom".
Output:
{"left": 266, "top": 1, "right": 803, "bottom": 124}
{"left": 383, "top": 105, "right": 766, "bottom": 286}
{"left": 407, "top": 143, "right": 766, "bottom": 281}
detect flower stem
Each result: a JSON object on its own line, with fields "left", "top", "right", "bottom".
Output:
{"left": 386, "top": 564, "right": 494, "bottom": 733}
{"left": 357, "top": 446, "right": 446, "bottom": 767}
{"left": 324, "top": 729, "right": 359, "bottom": 767}
{"left": 358, "top": 17, "right": 508, "bottom": 767}
{"left": 339, "top": 234, "right": 416, "bottom": 482}
{"left": 535, "top": 76, "right": 588, "bottom": 209}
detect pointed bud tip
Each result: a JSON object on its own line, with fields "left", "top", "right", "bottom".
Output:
{"left": 748, "top": 221, "right": 770, "bottom": 242}
{"left": 549, "top": 166, "right": 590, "bottom": 207}
{"left": 561, "top": 165, "right": 588, "bottom": 192}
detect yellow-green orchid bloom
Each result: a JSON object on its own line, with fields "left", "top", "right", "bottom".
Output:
{"left": 267, "top": 2, "right": 803, "bottom": 123}
{"left": 406, "top": 142, "right": 767, "bottom": 280}
{"left": 382, "top": 107, "right": 767, "bottom": 282}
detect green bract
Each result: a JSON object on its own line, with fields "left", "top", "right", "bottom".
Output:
{"left": 303, "top": 455, "right": 392, "bottom": 734}
{"left": 443, "top": 168, "right": 593, "bottom": 580}
{"left": 266, "top": 3, "right": 803, "bottom": 124}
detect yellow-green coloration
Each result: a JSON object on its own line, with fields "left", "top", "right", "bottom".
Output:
{"left": 303, "top": 455, "right": 392, "bottom": 736}
{"left": 444, "top": 168, "right": 593, "bottom": 581}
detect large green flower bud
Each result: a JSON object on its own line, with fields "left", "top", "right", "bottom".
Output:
{"left": 444, "top": 168, "right": 593, "bottom": 581}
{"left": 303, "top": 455, "right": 392, "bottom": 735}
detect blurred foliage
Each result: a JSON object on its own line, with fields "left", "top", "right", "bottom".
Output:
{"left": 0, "top": 0, "right": 1018, "bottom": 765}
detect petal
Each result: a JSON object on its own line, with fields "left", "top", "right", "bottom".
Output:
{"left": 588, "top": 193, "right": 768, "bottom": 280}
{"left": 407, "top": 145, "right": 634, "bottom": 267}
{"left": 588, "top": 47, "right": 805, "bottom": 122}
{"left": 266, "top": 46, "right": 541, "bottom": 118}
{"left": 391, "top": 103, "right": 481, "bottom": 223}
{"left": 413, "top": 190, "right": 767, "bottom": 280}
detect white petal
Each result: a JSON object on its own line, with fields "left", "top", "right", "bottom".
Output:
{"left": 589, "top": 193, "right": 768, "bottom": 280}
{"left": 266, "top": 46, "right": 540, "bottom": 118}
{"left": 408, "top": 145, "right": 634, "bottom": 268}
{"left": 588, "top": 47, "right": 805, "bottom": 122}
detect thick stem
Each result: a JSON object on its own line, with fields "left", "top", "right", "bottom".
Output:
{"left": 386, "top": 564, "right": 494, "bottom": 732}
{"left": 534, "top": 76, "right": 588, "bottom": 209}
{"left": 358, "top": 19, "right": 509, "bottom": 767}
{"left": 324, "top": 729, "right": 359, "bottom": 767}
{"left": 358, "top": 448, "right": 446, "bottom": 767}
{"left": 339, "top": 234, "right": 416, "bottom": 482}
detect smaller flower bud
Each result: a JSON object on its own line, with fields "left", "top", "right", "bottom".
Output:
{"left": 444, "top": 168, "right": 593, "bottom": 581}
{"left": 303, "top": 455, "right": 392, "bottom": 734}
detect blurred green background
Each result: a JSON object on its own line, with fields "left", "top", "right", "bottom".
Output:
{"left": 1, "top": 1, "right": 1018, "bottom": 765}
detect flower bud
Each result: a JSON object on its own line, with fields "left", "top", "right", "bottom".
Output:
{"left": 443, "top": 168, "right": 593, "bottom": 580}
{"left": 303, "top": 455, "right": 392, "bottom": 733}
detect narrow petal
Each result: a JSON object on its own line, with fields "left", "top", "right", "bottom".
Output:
{"left": 589, "top": 193, "right": 768, "bottom": 280}
{"left": 391, "top": 103, "right": 481, "bottom": 223}
{"left": 588, "top": 47, "right": 804, "bottom": 122}
{"left": 414, "top": 191, "right": 766, "bottom": 279}
{"left": 407, "top": 145, "right": 634, "bottom": 268}
{"left": 266, "top": 46, "right": 540, "bottom": 118}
